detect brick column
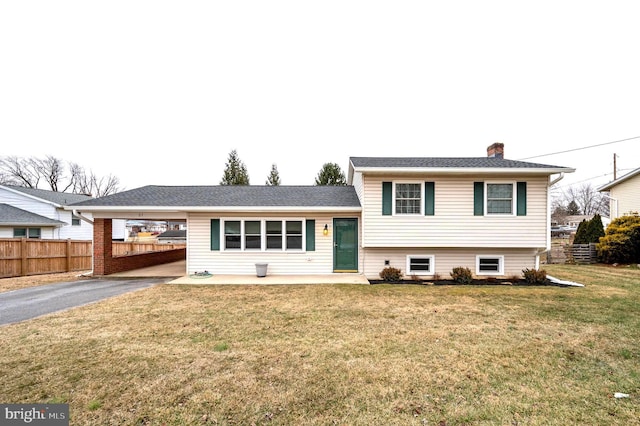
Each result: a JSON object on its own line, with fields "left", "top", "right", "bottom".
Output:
{"left": 93, "top": 218, "right": 113, "bottom": 276}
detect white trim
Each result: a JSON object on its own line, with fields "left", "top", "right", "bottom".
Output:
{"left": 352, "top": 166, "right": 576, "bottom": 175}
{"left": 220, "top": 217, "right": 306, "bottom": 252}
{"left": 485, "top": 181, "right": 516, "bottom": 216}
{"left": 476, "top": 255, "right": 505, "bottom": 275}
{"left": 68, "top": 206, "right": 361, "bottom": 213}
{"left": 0, "top": 185, "right": 64, "bottom": 208}
{"left": 406, "top": 254, "right": 435, "bottom": 275}
{"left": 392, "top": 181, "right": 423, "bottom": 216}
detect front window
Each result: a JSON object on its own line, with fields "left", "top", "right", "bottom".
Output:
{"left": 286, "top": 221, "right": 303, "bottom": 250}
{"left": 395, "top": 183, "right": 421, "bottom": 214}
{"left": 486, "top": 183, "right": 513, "bottom": 215}
{"left": 222, "top": 219, "right": 305, "bottom": 251}
{"left": 224, "top": 221, "right": 241, "bottom": 249}
{"left": 476, "top": 255, "right": 504, "bottom": 275}
{"left": 244, "top": 221, "right": 261, "bottom": 250}
{"left": 406, "top": 255, "right": 435, "bottom": 275}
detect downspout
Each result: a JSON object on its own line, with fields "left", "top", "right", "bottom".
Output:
{"left": 72, "top": 209, "right": 94, "bottom": 225}
{"left": 600, "top": 194, "right": 618, "bottom": 220}
{"left": 544, "top": 172, "right": 566, "bottom": 267}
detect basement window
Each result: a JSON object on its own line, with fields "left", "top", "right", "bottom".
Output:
{"left": 406, "top": 255, "right": 435, "bottom": 275}
{"left": 476, "top": 255, "right": 504, "bottom": 275}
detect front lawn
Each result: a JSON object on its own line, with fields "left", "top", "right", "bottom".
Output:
{"left": 1, "top": 265, "right": 638, "bottom": 424}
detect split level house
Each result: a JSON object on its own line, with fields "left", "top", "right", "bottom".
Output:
{"left": 597, "top": 166, "right": 640, "bottom": 220}
{"left": 0, "top": 185, "right": 126, "bottom": 240}
{"left": 69, "top": 143, "right": 575, "bottom": 279}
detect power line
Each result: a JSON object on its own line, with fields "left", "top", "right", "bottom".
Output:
{"left": 518, "top": 136, "right": 640, "bottom": 160}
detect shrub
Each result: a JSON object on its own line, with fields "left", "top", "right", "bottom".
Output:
{"left": 597, "top": 215, "right": 640, "bottom": 264}
{"left": 574, "top": 214, "right": 605, "bottom": 244}
{"left": 450, "top": 266, "right": 473, "bottom": 284}
{"left": 522, "top": 268, "right": 547, "bottom": 284}
{"left": 379, "top": 266, "right": 402, "bottom": 282}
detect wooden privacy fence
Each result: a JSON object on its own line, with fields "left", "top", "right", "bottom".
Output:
{"left": 0, "top": 239, "right": 186, "bottom": 278}
{"left": 565, "top": 243, "right": 599, "bottom": 264}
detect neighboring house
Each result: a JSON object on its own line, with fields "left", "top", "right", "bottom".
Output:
{"left": 551, "top": 215, "right": 610, "bottom": 230}
{"left": 597, "top": 167, "right": 640, "bottom": 220}
{"left": 0, "top": 185, "right": 126, "bottom": 240}
{"left": 70, "top": 143, "right": 575, "bottom": 279}
{"left": 157, "top": 230, "right": 187, "bottom": 244}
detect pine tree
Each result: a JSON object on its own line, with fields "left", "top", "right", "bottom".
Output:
{"left": 220, "top": 150, "right": 250, "bottom": 185}
{"left": 314, "top": 163, "right": 346, "bottom": 186}
{"left": 265, "top": 164, "right": 281, "bottom": 186}
{"left": 566, "top": 200, "right": 580, "bottom": 215}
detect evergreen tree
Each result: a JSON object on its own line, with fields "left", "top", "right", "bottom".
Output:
{"left": 566, "top": 200, "right": 580, "bottom": 215}
{"left": 314, "top": 162, "right": 346, "bottom": 186}
{"left": 265, "top": 164, "right": 281, "bottom": 186}
{"left": 587, "top": 214, "right": 605, "bottom": 242}
{"left": 573, "top": 219, "right": 589, "bottom": 244}
{"left": 220, "top": 149, "right": 250, "bottom": 185}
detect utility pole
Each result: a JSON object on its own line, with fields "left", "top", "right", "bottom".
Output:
{"left": 613, "top": 153, "right": 617, "bottom": 180}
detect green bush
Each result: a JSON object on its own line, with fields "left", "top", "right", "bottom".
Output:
{"left": 379, "top": 266, "right": 402, "bottom": 282}
{"left": 597, "top": 215, "right": 640, "bottom": 264}
{"left": 573, "top": 214, "right": 605, "bottom": 244}
{"left": 451, "top": 266, "right": 473, "bottom": 284}
{"left": 522, "top": 268, "right": 547, "bottom": 284}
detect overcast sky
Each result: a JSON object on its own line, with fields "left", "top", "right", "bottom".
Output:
{"left": 1, "top": 1, "right": 638, "bottom": 194}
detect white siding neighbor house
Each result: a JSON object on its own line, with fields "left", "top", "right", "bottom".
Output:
{"left": 70, "top": 143, "right": 574, "bottom": 279}
{"left": 0, "top": 185, "right": 126, "bottom": 240}
{"left": 597, "top": 166, "right": 640, "bottom": 220}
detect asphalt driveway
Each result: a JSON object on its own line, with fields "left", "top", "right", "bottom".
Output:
{"left": 0, "top": 278, "right": 167, "bottom": 326}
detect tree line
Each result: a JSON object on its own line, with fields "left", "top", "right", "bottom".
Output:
{"left": 0, "top": 155, "right": 120, "bottom": 196}
{"left": 0, "top": 150, "right": 347, "bottom": 197}
{"left": 219, "top": 149, "right": 346, "bottom": 186}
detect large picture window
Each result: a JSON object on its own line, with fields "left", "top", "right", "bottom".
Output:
{"left": 222, "top": 219, "right": 305, "bottom": 251}
{"left": 395, "top": 183, "right": 421, "bottom": 214}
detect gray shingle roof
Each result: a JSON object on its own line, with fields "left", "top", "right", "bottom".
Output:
{"left": 0, "top": 204, "right": 66, "bottom": 226}
{"left": 350, "top": 157, "right": 571, "bottom": 170}
{"left": 71, "top": 185, "right": 361, "bottom": 208}
{"left": 4, "top": 185, "right": 93, "bottom": 205}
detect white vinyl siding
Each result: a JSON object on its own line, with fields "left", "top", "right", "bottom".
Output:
{"left": 609, "top": 175, "right": 640, "bottom": 219}
{"left": 0, "top": 187, "right": 99, "bottom": 240}
{"left": 363, "top": 247, "right": 536, "bottom": 279}
{"left": 361, "top": 174, "right": 549, "bottom": 248}
{"left": 188, "top": 212, "right": 362, "bottom": 275}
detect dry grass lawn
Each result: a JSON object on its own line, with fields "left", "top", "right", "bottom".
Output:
{"left": 1, "top": 264, "right": 639, "bottom": 425}
{"left": 0, "top": 271, "right": 92, "bottom": 293}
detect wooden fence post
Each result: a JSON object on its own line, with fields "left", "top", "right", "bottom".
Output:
{"left": 20, "top": 237, "right": 27, "bottom": 276}
{"left": 66, "top": 239, "right": 72, "bottom": 272}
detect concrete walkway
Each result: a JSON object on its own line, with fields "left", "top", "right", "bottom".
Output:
{"left": 168, "top": 273, "right": 370, "bottom": 285}
{"left": 107, "top": 260, "right": 370, "bottom": 285}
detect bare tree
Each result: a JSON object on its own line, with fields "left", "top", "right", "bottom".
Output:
{"left": 563, "top": 183, "right": 609, "bottom": 216}
{"left": 0, "top": 155, "right": 121, "bottom": 196}
{"left": 0, "top": 156, "right": 41, "bottom": 188}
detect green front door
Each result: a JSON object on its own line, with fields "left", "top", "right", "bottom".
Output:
{"left": 333, "top": 218, "right": 358, "bottom": 272}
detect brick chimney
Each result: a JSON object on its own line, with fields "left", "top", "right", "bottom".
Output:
{"left": 487, "top": 142, "right": 504, "bottom": 159}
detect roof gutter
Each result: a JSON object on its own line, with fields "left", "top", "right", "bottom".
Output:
{"left": 549, "top": 172, "right": 565, "bottom": 187}
{"left": 72, "top": 209, "right": 94, "bottom": 225}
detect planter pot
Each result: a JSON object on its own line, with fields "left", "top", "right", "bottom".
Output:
{"left": 255, "top": 263, "right": 268, "bottom": 278}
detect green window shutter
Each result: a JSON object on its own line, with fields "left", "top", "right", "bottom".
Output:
{"left": 517, "top": 182, "right": 527, "bottom": 216}
{"left": 306, "top": 219, "right": 315, "bottom": 251}
{"left": 210, "top": 219, "right": 220, "bottom": 251}
{"left": 424, "top": 182, "right": 435, "bottom": 216}
{"left": 474, "top": 182, "right": 484, "bottom": 216}
{"left": 382, "top": 182, "right": 392, "bottom": 215}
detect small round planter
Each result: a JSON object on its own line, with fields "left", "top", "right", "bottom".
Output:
{"left": 255, "top": 263, "right": 268, "bottom": 278}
